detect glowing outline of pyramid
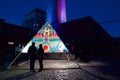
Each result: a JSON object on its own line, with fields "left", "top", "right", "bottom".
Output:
{"left": 22, "top": 22, "right": 68, "bottom": 53}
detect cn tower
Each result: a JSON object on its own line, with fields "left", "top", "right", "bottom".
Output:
{"left": 47, "top": 0, "right": 67, "bottom": 25}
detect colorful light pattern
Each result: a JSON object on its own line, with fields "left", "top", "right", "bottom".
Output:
{"left": 22, "top": 22, "right": 68, "bottom": 53}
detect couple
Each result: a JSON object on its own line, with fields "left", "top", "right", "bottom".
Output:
{"left": 28, "top": 42, "right": 44, "bottom": 72}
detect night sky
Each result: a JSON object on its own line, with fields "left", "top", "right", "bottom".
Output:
{"left": 0, "top": 0, "right": 120, "bottom": 38}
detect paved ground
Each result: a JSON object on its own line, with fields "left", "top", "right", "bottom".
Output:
{"left": 11, "top": 60, "right": 79, "bottom": 69}
{"left": 0, "top": 60, "right": 120, "bottom": 80}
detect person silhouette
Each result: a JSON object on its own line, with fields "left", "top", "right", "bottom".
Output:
{"left": 28, "top": 42, "right": 37, "bottom": 72}
{"left": 37, "top": 44, "right": 44, "bottom": 72}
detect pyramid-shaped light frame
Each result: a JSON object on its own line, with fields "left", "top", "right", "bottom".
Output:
{"left": 22, "top": 22, "right": 69, "bottom": 53}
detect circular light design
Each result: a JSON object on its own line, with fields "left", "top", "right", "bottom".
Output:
{"left": 43, "top": 45, "right": 49, "bottom": 52}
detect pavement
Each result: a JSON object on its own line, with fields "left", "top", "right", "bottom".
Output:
{"left": 0, "top": 59, "right": 120, "bottom": 80}
{"left": 10, "top": 60, "right": 79, "bottom": 70}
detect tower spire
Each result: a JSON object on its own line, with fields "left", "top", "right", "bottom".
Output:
{"left": 47, "top": 0, "right": 67, "bottom": 26}
{"left": 57, "top": 0, "right": 67, "bottom": 23}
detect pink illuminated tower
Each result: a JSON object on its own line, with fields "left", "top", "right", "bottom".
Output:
{"left": 47, "top": 0, "right": 67, "bottom": 25}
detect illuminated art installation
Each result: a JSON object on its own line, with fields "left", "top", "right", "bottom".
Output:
{"left": 22, "top": 22, "right": 68, "bottom": 53}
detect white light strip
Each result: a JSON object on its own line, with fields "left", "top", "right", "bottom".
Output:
{"left": 8, "top": 42, "right": 14, "bottom": 45}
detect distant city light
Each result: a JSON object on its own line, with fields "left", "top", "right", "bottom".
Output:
{"left": 8, "top": 42, "right": 14, "bottom": 45}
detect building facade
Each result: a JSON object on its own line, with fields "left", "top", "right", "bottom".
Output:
{"left": 22, "top": 8, "right": 46, "bottom": 35}
{"left": 0, "top": 19, "right": 30, "bottom": 66}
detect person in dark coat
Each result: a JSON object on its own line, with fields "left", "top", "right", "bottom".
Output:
{"left": 28, "top": 42, "right": 37, "bottom": 72}
{"left": 37, "top": 44, "right": 44, "bottom": 72}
